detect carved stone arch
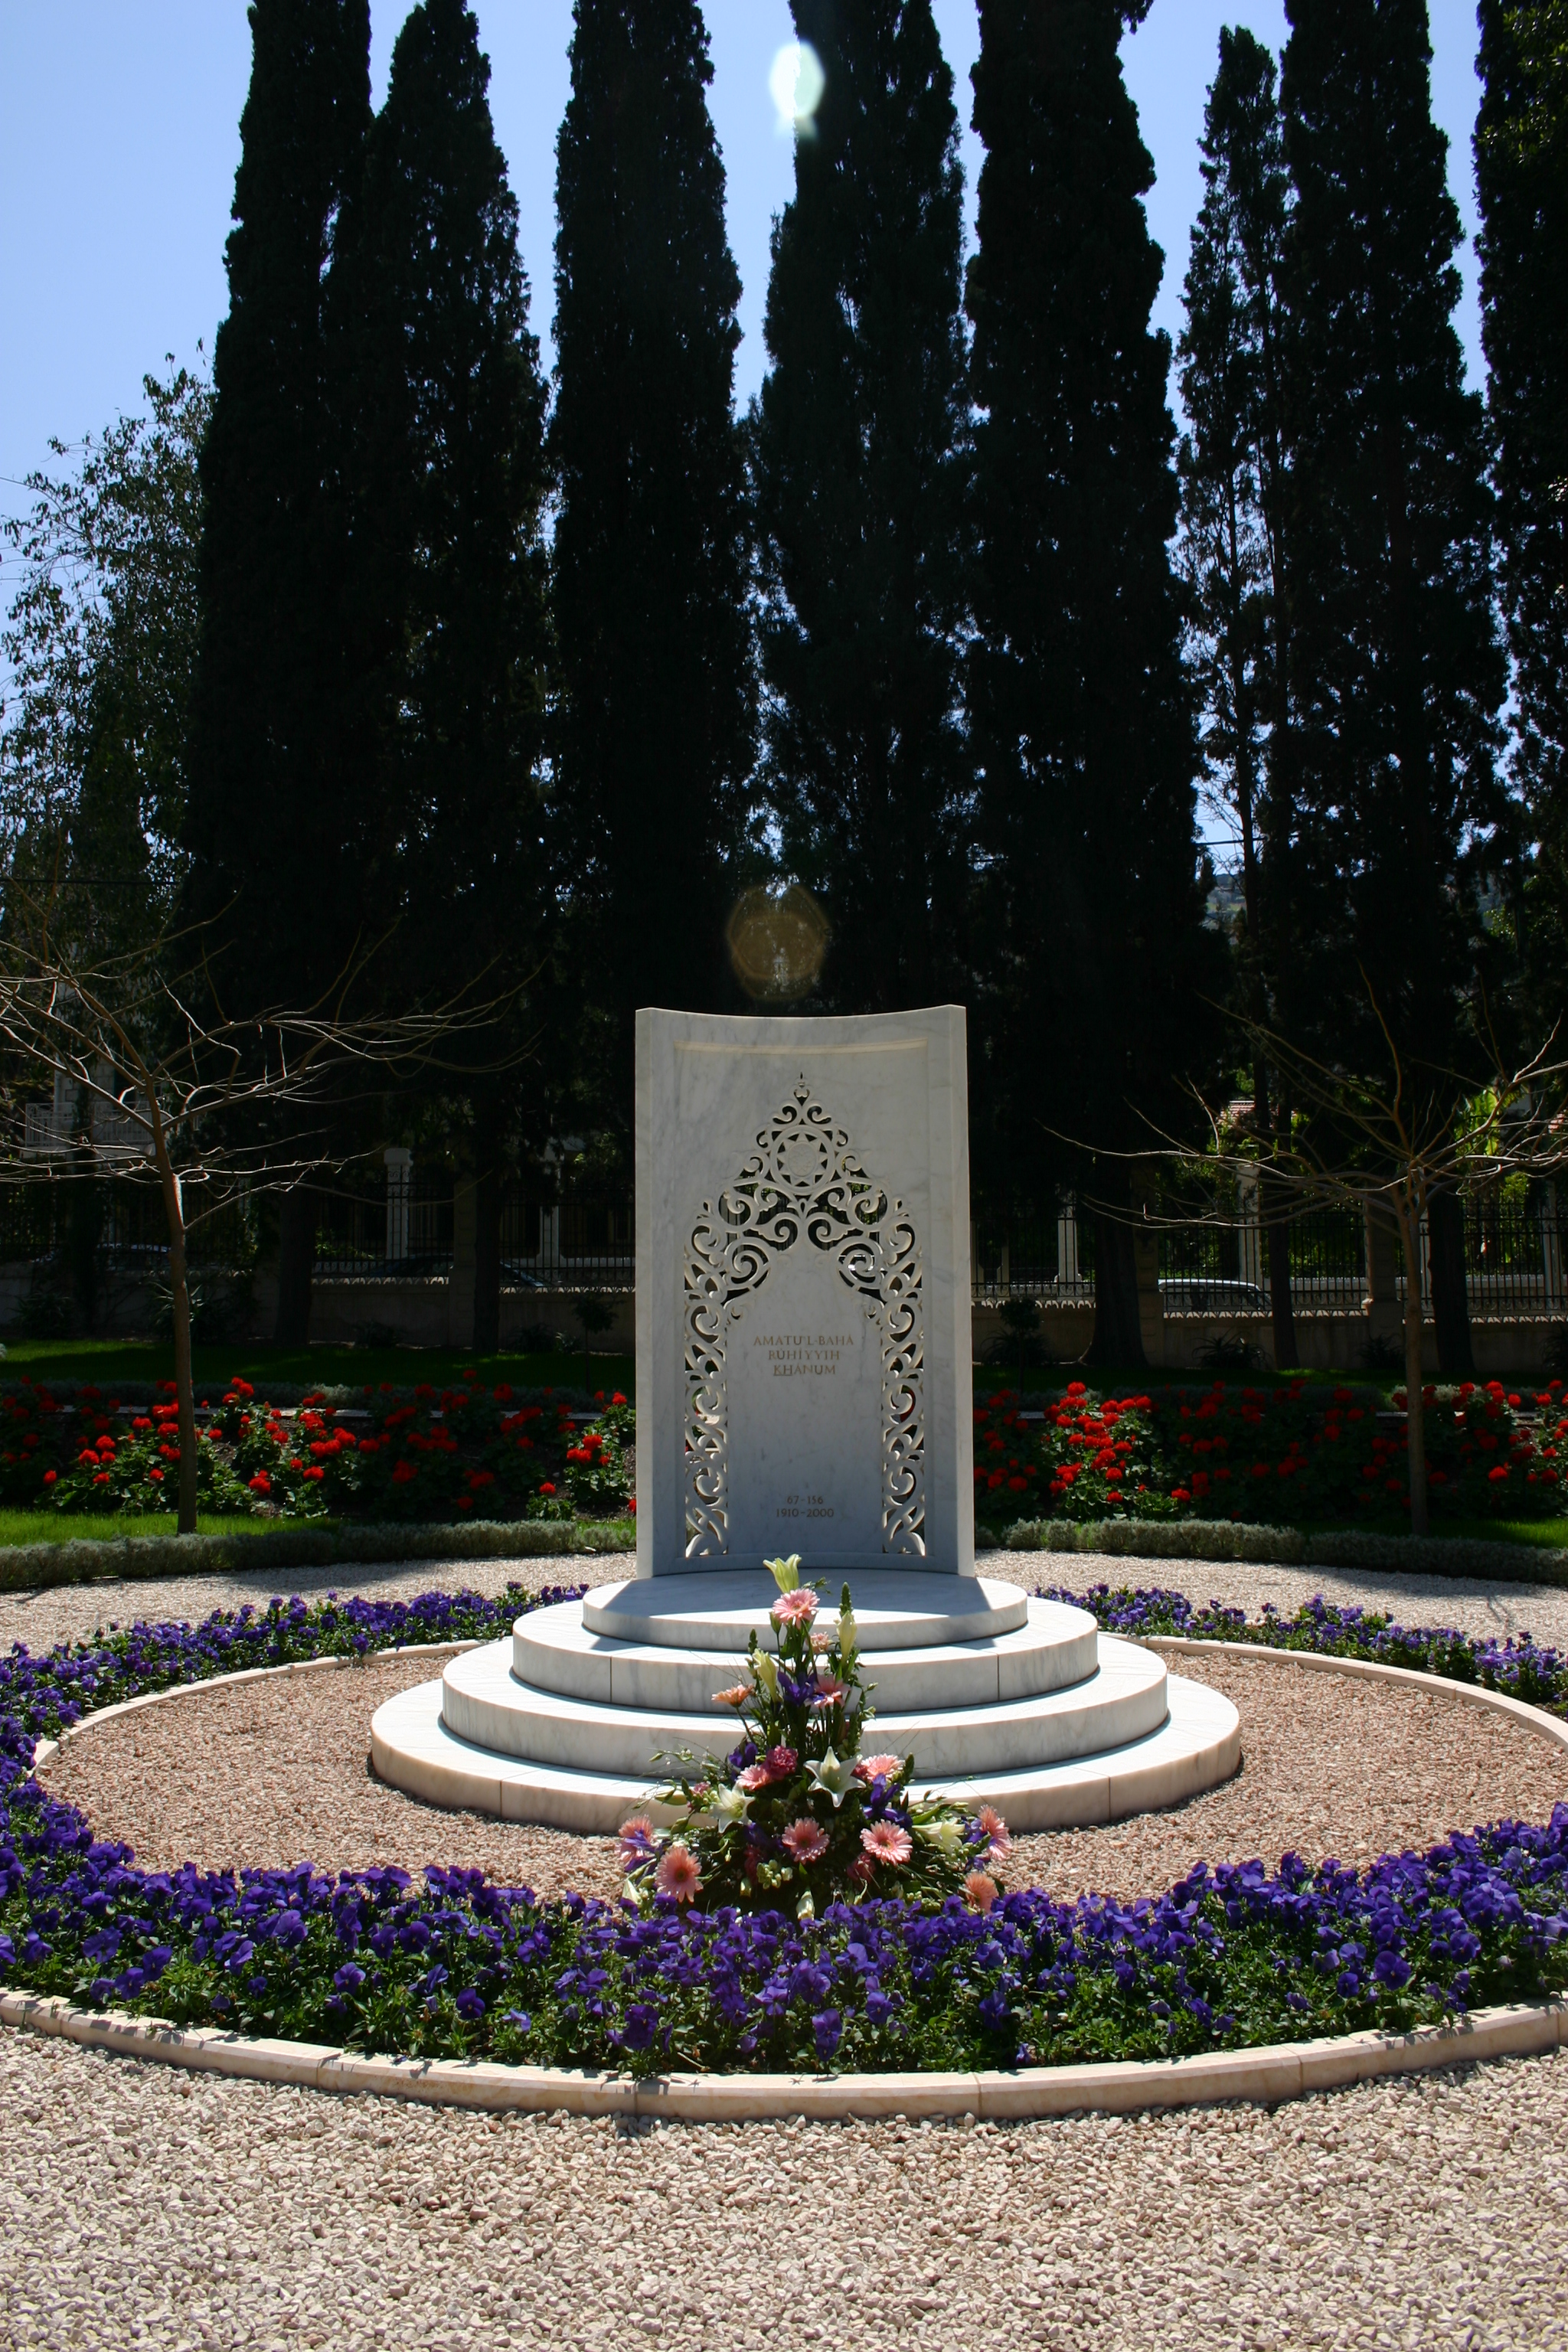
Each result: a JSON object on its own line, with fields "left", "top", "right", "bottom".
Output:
{"left": 682, "top": 1077, "right": 926, "bottom": 1558}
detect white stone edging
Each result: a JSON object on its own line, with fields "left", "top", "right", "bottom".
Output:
{"left": 15, "top": 1623, "right": 1567, "bottom": 2120}
{"left": 2, "top": 1988, "right": 1562, "bottom": 2122}
{"left": 29, "top": 1641, "right": 481, "bottom": 1770}
{"left": 1142, "top": 1636, "right": 1568, "bottom": 1756}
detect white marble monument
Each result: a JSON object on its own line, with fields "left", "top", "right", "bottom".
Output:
{"left": 636, "top": 1004, "right": 972, "bottom": 1576}
{"left": 371, "top": 1005, "right": 1240, "bottom": 1831}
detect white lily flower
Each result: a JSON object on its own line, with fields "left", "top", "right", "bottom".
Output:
{"left": 915, "top": 1818, "right": 965, "bottom": 1861}
{"left": 806, "top": 1749, "right": 857, "bottom": 1808}
{"left": 710, "top": 1786, "right": 751, "bottom": 1828}
{"left": 766, "top": 1553, "right": 802, "bottom": 1594}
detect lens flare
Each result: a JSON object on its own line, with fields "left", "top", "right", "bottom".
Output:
{"left": 769, "top": 40, "right": 825, "bottom": 135}
{"left": 725, "top": 884, "right": 831, "bottom": 1003}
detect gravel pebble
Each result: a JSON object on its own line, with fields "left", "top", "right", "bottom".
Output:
{"left": 39, "top": 1648, "right": 1568, "bottom": 1908}
{"left": 3, "top": 2027, "right": 1566, "bottom": 2350}
{"left": 7, "top": 1547, "right": 1568, "bottom": 1656}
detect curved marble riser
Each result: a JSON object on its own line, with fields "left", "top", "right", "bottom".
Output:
{"left": 443, "top": 1632, "right": 1168, "bottom": 1780}
{"left": 370, "top": 1668, "right": 1241, "bottom": 1835}
{"left": 514, "top": 1594, "right": 1101, "bottom": 1717}
{"left": 581, "top": 1570, "right": 1031, "bottom": 1653}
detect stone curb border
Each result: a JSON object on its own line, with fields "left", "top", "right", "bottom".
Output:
{"left": 29, "top": 1641, "right": 483, "bottom": 1770}
{"left": 12, "top": 1632, "right": 1568, "bottom": 2119}
{"left": 1142, "top": 1637, "right": 1568, "bottom": 1757}
{"left": 2, "top": 1988, "right": 1563, "bottom": 2122}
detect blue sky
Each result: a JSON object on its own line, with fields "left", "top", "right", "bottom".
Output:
{"left": 1, "top": 1, "right": 1487, "bottom": 498}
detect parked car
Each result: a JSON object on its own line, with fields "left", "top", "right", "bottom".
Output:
{"left": 1158, "top": 1278, "right": 1267, "bottom": 1316}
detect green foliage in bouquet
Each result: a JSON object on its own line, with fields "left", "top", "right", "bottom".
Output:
{"left": 621, "top": 1556, "right": 1011, "bottom": 1918}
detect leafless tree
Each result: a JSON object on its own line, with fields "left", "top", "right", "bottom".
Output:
{"left": 1135, "top": 982, "right": 1567, "bottom": 1535}
{"left": 0, "top": 893, "right": 530, "bottom": 1532}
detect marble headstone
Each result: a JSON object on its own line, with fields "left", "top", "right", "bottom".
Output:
{"left": 635, "top": 1006, "right": 974, "bottom": 1578}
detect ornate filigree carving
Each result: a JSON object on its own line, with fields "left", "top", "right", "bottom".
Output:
{"left": 682, "top": 1079, "right": 926, "bottom": 1557}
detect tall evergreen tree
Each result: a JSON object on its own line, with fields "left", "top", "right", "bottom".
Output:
{"left": 334, "top": 0, "right": 551, "bottom": 1348}
{"left": 1476, "top": 0, "right": 1568, "bottom": 1010}
{"left": 1176, "top": 27, "right": 1304, "bottom": 1367}
{"left": 750, "top": 0, "right": 969, "bottom": 1018}
{"left": 967, "top": 0, "right": 1217, "bottom": 1366}
{"left": 184, "top": 0, "right": 371, "bottom": 1341}
{"left": 1282, "top": 0, "right": 1507, "bottom": 1378}
{"left": 551, "top": 0, "right": 752, "bottom": 1145}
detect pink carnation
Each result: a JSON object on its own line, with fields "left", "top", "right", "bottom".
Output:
{"left": 763, "top": 1746, "right": 798, "bottom": 1777}
{"left": 736, "top": 1764, "right": 773, "bottom": 1792}
{"left": 771, "top": 1588, "right": 819, "bottom": 1627}
{"left": 860, "top": 1820, "right": 912, "bottom": 1867}
{"left": 781, "top": 1818, "right": 829, "bottom": 1864}
{"left": 655, "top": 1843, "right": 703, "bottom": 1903}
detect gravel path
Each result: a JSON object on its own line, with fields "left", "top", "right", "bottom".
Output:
{"left": 7, "top": 1546, "right": 1568, "bottom": 1655}
{"left": 4, "top": 2027, "right": 1566, "bottom": 2350}
{"left": 39, "top": 1649, "right": 1568, "bottom": 1907}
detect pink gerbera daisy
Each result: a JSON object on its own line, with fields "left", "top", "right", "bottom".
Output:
{"left": 855, "top": 1753, "right": 905, "bottom": 1784}
{"left": 771, "top": 1588, "right": 819, "bottom": 1627}
{"left": 780, "top": 1818, "right": 829, "bottom": 1864}
{"left": 975, "top": 1804, "right": 1012, "bottom": 1860}
{"left": 963, "top": 1870, "right": 999, "bottom": 1914}
{"left": 860, "top": 1820, "right": 913, "bottom": 1867}
{"left": 712, "top": 1684, "right": 751, "bottom": 1708}
{"left": 655, "top": 1842, "right": 703, "bottom": 1903}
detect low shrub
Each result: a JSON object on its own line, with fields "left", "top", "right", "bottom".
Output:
{"left": 977, "top": 1377, "right": 1568, "bottom": 1527}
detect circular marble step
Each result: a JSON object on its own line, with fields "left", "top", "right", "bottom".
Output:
{"left": 579, "top": 1570, "right": 1029, "bottom": 1654}
{"left": 438, "top": 1630, "right": 1168, "bottom": 1782}
{"left": 513, "top": 1594, "right": 1099, "bottom": 1715}
{"left": 370, "top": 1662, "right": 1240, "bottom": 1834}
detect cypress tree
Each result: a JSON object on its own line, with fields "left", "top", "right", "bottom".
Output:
{"left": 967, "top": 0, "right": 1217, "bottom": 1366}
{"left": 1475, "top": 0, "right": 1568, "bottom": 1006}
{"left": 333, "top": 0, "right": 551, "bottom": 1350}
{"left": 750, "top": 0, "right": 969, "bottom": 1019}
{"left": 1176, "top": 27, "right": 1304, "bottom": 1367}
{"left": 185, "top": 0, "right": 371, "bottom": 1341}
{"left": 551, "top": 0, "right": 753, "bottom": 1143}
{"left": 1282, "top": 0, "right": 1507, "bottom": 1379}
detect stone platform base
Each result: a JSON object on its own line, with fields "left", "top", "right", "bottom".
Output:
{"left": 370, "top": 1570, "right": 1241, "bottom": 1834}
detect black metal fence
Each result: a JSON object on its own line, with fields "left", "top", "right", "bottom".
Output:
{"left": 973, "top": 1196, "right": 1567, "bottom": 1321}
{"left": 4, "top": 1165, "right": 1564, "bottom": 1320}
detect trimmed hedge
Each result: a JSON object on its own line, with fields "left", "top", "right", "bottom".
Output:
{"left": 0, "top": 1516, "right": 637, "bottom": 1596}
{"left": 998, "top": 1514, "right": 1568, "bottom": 1588}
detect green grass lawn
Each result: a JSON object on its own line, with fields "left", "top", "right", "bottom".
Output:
{"left": 0, "top": 1508, "right": 299, "bottom": 1548}
{"left": 0, "top": 1337, "right": 637, "bottom": 1397}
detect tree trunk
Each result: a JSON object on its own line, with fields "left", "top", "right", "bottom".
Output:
{"left": 150, "top": 1136, "right": 199, "bottom": 1538}
{"left": 473, "top": 1160, "right": 501, "bottom": 1355}
{"left": 274, "top": 1186, "right": 315, "bottom": 1345}
{"left": 1396, "top": 1191, "right": 1429, "bottom": 1537}
{"left": 1262, "top": 1171, "right": 1298, "bottom": 1370}
{"left": 1427, "top": 1184, "right": 1475, "bottom": 1380}
{"left": 169, "top": 1204, "right": 199, "bottom": 1535}
{"left": 1086, "top": 1209, "right": 1146, "bottom": 1368}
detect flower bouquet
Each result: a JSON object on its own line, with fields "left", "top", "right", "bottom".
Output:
{"left": 621, "top": 1554, "right": 1010, "bottom": 1916}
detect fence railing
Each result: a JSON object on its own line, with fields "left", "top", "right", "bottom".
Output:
{"left": 3, "top": 1164, "right": 1563, "bottom": 1321}
{"left": 0, "top": 1181, "right": 256, "bottom": 1269}
{"left": 974, "top": 1197, "right": 1568, "bottom": 1321}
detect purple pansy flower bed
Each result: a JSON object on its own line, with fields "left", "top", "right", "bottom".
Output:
{"left": 0, "top": 1584, "right": 1564, "bottom": 2076}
